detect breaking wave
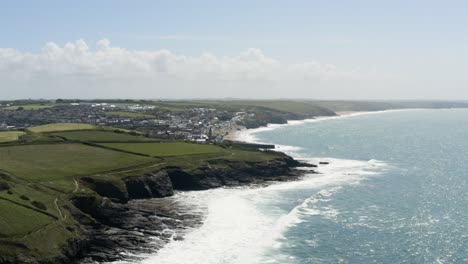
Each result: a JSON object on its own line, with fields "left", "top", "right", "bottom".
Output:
{"left": 134, "top": 157, "right": 389, "bottom": 264}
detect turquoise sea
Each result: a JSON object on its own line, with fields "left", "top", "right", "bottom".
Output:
{"left": 133, "top": 109, "right": 468, "bottom": 264}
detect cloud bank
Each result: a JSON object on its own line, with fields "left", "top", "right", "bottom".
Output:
{"left": 0, "top": 39, "right": 385, "bottom": 99}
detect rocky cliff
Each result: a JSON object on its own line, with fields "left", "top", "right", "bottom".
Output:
{"left": 71, "top": 155, "right": 311, "bottom": 263}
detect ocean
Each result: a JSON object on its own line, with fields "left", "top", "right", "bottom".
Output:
{"left": 123, "top": 109, "right": 468, "bottom": 264}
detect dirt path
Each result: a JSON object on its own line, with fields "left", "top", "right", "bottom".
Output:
{"left": 107, "top": 162, "right": 167, "bottom": 175}
{"left": 73, "top": 178, "right": 79, "bottom": 193}
{"left": 54, "top": 198, "right": 66, "bottom": 220}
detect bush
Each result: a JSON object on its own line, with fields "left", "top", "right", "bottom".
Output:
{"left": 19, "top": 195, "right": 30, "bottom": 200}
{"left": 31, "top": 201, "right": 47, "bottom": 210}
{"left": 0, "top": 181, "right": 10, "bottom": 191}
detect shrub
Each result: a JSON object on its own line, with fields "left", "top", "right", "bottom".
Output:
{"left": 0, "top": 181, "right": 10, "bottom": 191}
{"left": 31, "top": 201, "right": 47, "bottom": 210}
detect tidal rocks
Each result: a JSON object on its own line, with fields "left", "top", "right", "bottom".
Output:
{"left": 72, "top": 155, "right": 310, "bottom": 263}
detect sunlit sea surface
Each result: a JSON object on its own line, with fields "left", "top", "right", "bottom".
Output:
{"left": 119, "top": 109, "right": 468, "bottom": 264}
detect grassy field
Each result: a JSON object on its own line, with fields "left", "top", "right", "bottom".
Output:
{"left": 0, "top": 199, "right": 53, "bottom": 237}
{"left": 4, "top": 104, "right": 54, "bottom": 110}
{"left": 0, "top": 143, "right": 154, "bottom": 182}
{"left": 149, "top": 100, "right": 335, "bottom": 116}
{"left": 0, "top": 106, "right": 295, "bottom": 261}
{"left": 107, "top": 111, "right": 155, "bottom": 118}
{"left": 215, "top": 100, "right": 333, "bottom": 114}
{"left": 0, "top": 131, "right": 25, "bottom": 143}
{"left": 51, "top": 130, "right": 156, "bottom": 142}
{"left": 100, "top": 142, "right": 224, "bottom": 157}
{"left": 27, "top": 123, "right": 98, "bottom": 133}
{"left": 0, "top": 175, "right": 80, "bottom": 260}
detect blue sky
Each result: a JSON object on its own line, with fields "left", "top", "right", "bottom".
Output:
{"left": 1, "top": 0, "right": 468, "bottom": 99}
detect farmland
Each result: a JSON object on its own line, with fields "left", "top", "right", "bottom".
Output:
{"left": 0, "top": 131, "right": 25, "bottom": 143}
{"left": 99, "top": 142, "right": 225, "bottom": 157}
{"left": 0, "top": 100, "right": 319, "bottom": 263}
{"left": 0, "top": 199, "right": 53, "bottom": 237}
{"left": 4, "top": 104, "right": 54, "bottom": 110}
{"left": 52, "top": 130, "right": 156, "bottom": 142}
{"left": 0, "top": 143, "right": 154, "bottom": 182}
{"left": 27, "top": 123, "right": 98, "bottom": 133}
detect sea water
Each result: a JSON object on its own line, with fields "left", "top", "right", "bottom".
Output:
{"left": 128, "top": 109, "right": 468, "bottom": 264}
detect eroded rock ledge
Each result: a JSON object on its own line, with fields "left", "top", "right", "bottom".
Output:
{"left": 68, "top": 155, "right": 314, "bottom": 263}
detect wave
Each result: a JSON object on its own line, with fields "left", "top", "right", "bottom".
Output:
{"left": 129, "top": 112, "right": 395, "bottom": 264}
{"left": 134, "top": 157, "right": 389, "bottom": 264}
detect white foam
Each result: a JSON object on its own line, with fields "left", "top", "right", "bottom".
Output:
{"left": 138, "top": 188, "right": 275, "bottom": 264}
{"left": 121, "top": 111, "right": 398, "bottom": 264}
{"left": 134, "top": 157, "right": 389, "bottom": 264}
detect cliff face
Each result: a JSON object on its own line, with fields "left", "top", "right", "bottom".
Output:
{"left": 71, "top": 155, "right": 307, "bottom": 263}
{"left": 80, "top": 156, "right": 302, "bottom": 204}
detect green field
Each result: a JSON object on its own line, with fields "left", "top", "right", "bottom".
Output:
{"left": 100, "top": 142, "right": 224, "bottom": 157}
{"left": 27, "top": 123, "right": 98, "bottom": 133}
{"left": 51, "top": 130, "right": 155, "bottom": 142}
{"left": 0, "top": 199, "right": 53, "bottom": 237}
{"left": 0, "top": 131, "right": 25, "bottom": 143}
{"left": 107, "top": 111, "right": 155, "bottom": 118}
{"left": 148, "top": 100, "right": 336, "bottom": 117}
{"left": 0, "top": 144, "right": 153, "bottom": 182}
{"left": 216, "top": 100, "right": 333, "bottom": 114}
{"left": 0, "top": 100, "right": 309, "bottom": 261}
{"left": 4, "top": 104, "right": 54, "bottom": 110}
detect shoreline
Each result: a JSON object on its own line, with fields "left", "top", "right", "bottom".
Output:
{"left": 75, "top": 108, "right": 423, "bottom": 263}
{"left": 137, "top": 110, "right": 401, "bottom": 264}
{"left": 226, "top": 109, "right": 426, "bottom": 145}
{"left": 223, "top": 111, "right": 360, "bottom": 144}
{"left": 73, "top": 151, "right": 311, "bottom": 263}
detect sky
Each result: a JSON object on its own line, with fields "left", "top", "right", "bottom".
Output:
{"left": 1, "top": 0, "right": 468, "bottom": 100}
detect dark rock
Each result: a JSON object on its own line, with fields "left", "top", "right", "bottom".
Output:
{"left": 81, "top": 177, "right": 129, "bottom": 203}
{"left": 69, "top": 155, "right": 306, "bottom": 263}
{"left": 125, "top": 171, "right": 174, "bottom": 199}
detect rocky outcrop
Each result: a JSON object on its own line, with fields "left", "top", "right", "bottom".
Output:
{"left": 70, "top": 155, "right": 313, "bottom": 263}
{"left": 80, "top": 178, "right": 128, "bottom": 202}
{"left": 124, "top": 171, "right": 174, "bottom": 199}
{"left": 80, "top": 156, "right": 305, "bottom": 204}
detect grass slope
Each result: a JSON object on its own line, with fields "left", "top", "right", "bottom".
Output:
{"left": 0, "top": 131, "right": 25, "bottom": 143}
{"left": 28, "top": 123, "right": 97, "bottom": 133}
{"left": 0, "top": 144, "right": 154, "bottom": 182}
{"left": 0, "top": 103, "right": 301, "bottom": 261}
{"left": 52, "top": 130, "right": 156, "bottom": 142}
{"left": 4, "top": 104, "right": 53, "bottom": 110}
{"left": 0, "top": 199, "right": 53, "bottom": 237}
{"left": 100, "top": 142, "right": 224, "bottom": 157}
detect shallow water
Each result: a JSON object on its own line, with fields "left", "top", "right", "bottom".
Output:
{"left": 121, "top": 109, "right": 468, "bottom": 264}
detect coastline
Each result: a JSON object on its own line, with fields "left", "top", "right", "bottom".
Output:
{"left": 76, "top": 109, "right": 419, "bottom": 263}
{"left": 72, "top": 148, "right": 310, "bottom": 263}
{"left": 137, "top": 110, "right": 399, "bottom": 264}
{"left": 224, "top": 111, "right": 362, "bottom": 144}
{"left": 226, "top": 109, "right": 425, "bottom": 145}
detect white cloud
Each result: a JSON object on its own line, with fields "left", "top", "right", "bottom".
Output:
{"left": 125, "top": 35, "right": 194, "bottom": 40}
{"left": 0, "top": 39, "right": 387, "bottom": 99}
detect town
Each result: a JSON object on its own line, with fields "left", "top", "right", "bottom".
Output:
{"left": 0, "top": 100, "right": 253, "bottom": 143}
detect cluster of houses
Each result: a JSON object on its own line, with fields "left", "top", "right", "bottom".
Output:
{"left": 0, "top": 102, "right": 250, "bottom": 143}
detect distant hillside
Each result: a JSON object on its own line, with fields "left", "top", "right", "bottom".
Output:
{"left": 308, "top": 100, "right": 468, "bottom": 112}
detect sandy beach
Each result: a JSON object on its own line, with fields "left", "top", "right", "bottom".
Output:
{"left": 224, "top": 111, "right": 361, "bottom": 143}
